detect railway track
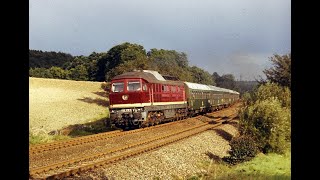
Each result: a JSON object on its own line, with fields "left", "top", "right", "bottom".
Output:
{"left": 29, "top": 118, "right": 195, "bottom": 155}
{"left": 29, "top": 110, "right": 225, "bottom": 155}
{"left": 29, "top": 117, "right": 233, "bottom": 180}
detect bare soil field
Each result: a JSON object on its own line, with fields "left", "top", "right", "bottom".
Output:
{"left": 29, "top": 77, "right": 109, "bottom": 134}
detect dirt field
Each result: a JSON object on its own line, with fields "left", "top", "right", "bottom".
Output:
{"left": 29, "top": 77, "right": 109, "bottom": 134}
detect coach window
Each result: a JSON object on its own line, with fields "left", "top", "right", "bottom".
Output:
{"left": 111, "top": 82, "right": 124, "bottom": 92}
{"left": 127, "top": 81, "right": 141, "bottom": 91}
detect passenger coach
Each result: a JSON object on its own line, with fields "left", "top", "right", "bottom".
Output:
{"left": 184, "top": 82, "right": 240, "bottom": 116}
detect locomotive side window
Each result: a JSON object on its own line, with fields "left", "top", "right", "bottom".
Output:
{"left": 172, "top": 86, "right": 176, "bottom": 92}
{"left": 112, "top": 82, "right": 124, "bottom": 92}
{"left": 162, "top": 85, "right": 169, "bottom": 92}
{"left": 127, "top": 81, "right": 141, "bottom": 91}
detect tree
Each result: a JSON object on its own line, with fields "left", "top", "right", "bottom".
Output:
{"left": 239, "top": 84, "right": 291, "bottom": 154}
{"left": 189, "top": 66, "right": 214, "bottom": 85}
{"left": 212, "top": 72, "right": 220, "bottom": 85}
{"left": 96, "top": 42, "right": 148, "bottom": 81}
{"left": 263, "top": 53, "right": 291, "bottom": 89}
{"left": 68, "top": 65, "right": 89, "bottom": 81}
{"left": 213, "top": 72, "right": 236, "bottom": 90}
{"left": 48, "top": 67, "right": 68, "bottom": 79}
{"left": 107, "top": 56, "right": 150, "bottom": 80}
{"left": 219, "top": 74, "right": 236, "bottom": 89}
{"left": 147, "top": 48, "right": 193, "bottom": 82}
{"left": 29, "top": 49, "right": 74, "bottom": 69}
{"left": 29, "top": 67, "right": 49, "bottom": 78}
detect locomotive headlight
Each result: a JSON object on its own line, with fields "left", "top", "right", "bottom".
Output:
{"left": 122, "top": 95, "right": 129, "bottom": 100}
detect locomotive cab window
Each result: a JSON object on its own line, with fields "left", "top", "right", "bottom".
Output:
{"left": 127, "top": 81, "right": 141, "bottom": 91}
{"left": 142, "top": 83, "right": 147, "bottom": 91}
{"left": 111, "top": 82, "right": 124, "bottom": 92}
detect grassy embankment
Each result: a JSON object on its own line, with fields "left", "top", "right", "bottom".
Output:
{"left": 181, "top": 151, "right": 291, "bottom": 180}
{"left": 29, "top": 77, "right": 115, "bottom": 145}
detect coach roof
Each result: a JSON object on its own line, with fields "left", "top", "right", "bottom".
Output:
{"left": 184, "top": 82, "right": 240, "bottom": 94}
{"left": 185, "top": 82, "right": 222, "bottom": 91}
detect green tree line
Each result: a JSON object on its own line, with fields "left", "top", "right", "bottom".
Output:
{"left": 29, "top": 42, "right": 256, "bottom": 93}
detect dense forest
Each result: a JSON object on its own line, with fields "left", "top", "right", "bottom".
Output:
{"left": 29, "top": 42, "right": 257, "bottom": 94}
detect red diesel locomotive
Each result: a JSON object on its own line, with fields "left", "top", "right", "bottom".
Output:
{"left": 109, "top": 70, "right": 187, "bottom": 128}
{"left": 109, "top": 70, "right": 239, "bottom": 128}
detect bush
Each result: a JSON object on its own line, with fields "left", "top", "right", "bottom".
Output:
{"left": 252, "top": 83, "right": 291, "bottom": 108}
{"left": 239, "top": 98, "right": 291, "bottom": 154}
{"left": 241, "top": 91, "right": 253, "bottom": 106}
{"left": 223, "top": 135, "right": 258, "bottom": 165}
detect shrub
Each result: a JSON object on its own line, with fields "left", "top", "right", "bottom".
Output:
{"left": 252, "top": 83, "right": 291, "bottom": 108}
{"left": 223, "top": 135, "right": 258, "bottom": 165}
{"left": 239, "top": 98, "right": 291, "bottom": 154}
{"left": 241, "top": 91, "right": 253, "bottom": 106}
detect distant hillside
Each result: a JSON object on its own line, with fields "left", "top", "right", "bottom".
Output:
{"left": 29, "top": 49, "right": 74, "bottom": 68}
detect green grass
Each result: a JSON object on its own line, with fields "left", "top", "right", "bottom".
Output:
{"left": 29, "top": 133, "right": 71, "bottom": 145}
{"left": 232, "top": 152, "right": 290, "bottom": 176}
{"left": 185, "top": 151, "right": 291, "bottom": 180}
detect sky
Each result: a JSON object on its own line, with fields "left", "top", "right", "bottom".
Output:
{"left": 29, "top": 0, "right": 291, "bottom": 81}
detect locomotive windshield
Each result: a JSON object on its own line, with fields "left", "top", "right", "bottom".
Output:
{"left": 111, "top": 82, "right": 124, "bottom": 92}
{"left": 127, "top": 81, "right": 141, "bottom": 91}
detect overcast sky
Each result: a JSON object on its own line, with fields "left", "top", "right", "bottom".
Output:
{"left": 29, "top": 0, "right": 291, "bottom": 80}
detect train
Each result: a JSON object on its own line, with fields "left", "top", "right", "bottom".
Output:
{"left": 108, "top": 70, "right": 239, "bottom": 129}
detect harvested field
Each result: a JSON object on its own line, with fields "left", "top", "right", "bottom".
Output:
{"left": 29, "top": 77, "right": 109, "bottom": 134}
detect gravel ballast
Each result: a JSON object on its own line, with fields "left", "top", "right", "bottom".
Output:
{"left": 70, "top": 123, "right": 239, "bottom": 180}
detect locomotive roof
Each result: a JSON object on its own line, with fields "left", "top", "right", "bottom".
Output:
{"left": 184, "top": 82, "right": 239, "bottom": 94}
{"left": 112, "top": 70, "right": 185, "bottom": 86}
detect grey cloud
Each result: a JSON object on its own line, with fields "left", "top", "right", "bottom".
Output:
{"left": 30, "top": 0, "right": 290, "bottom": 80}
